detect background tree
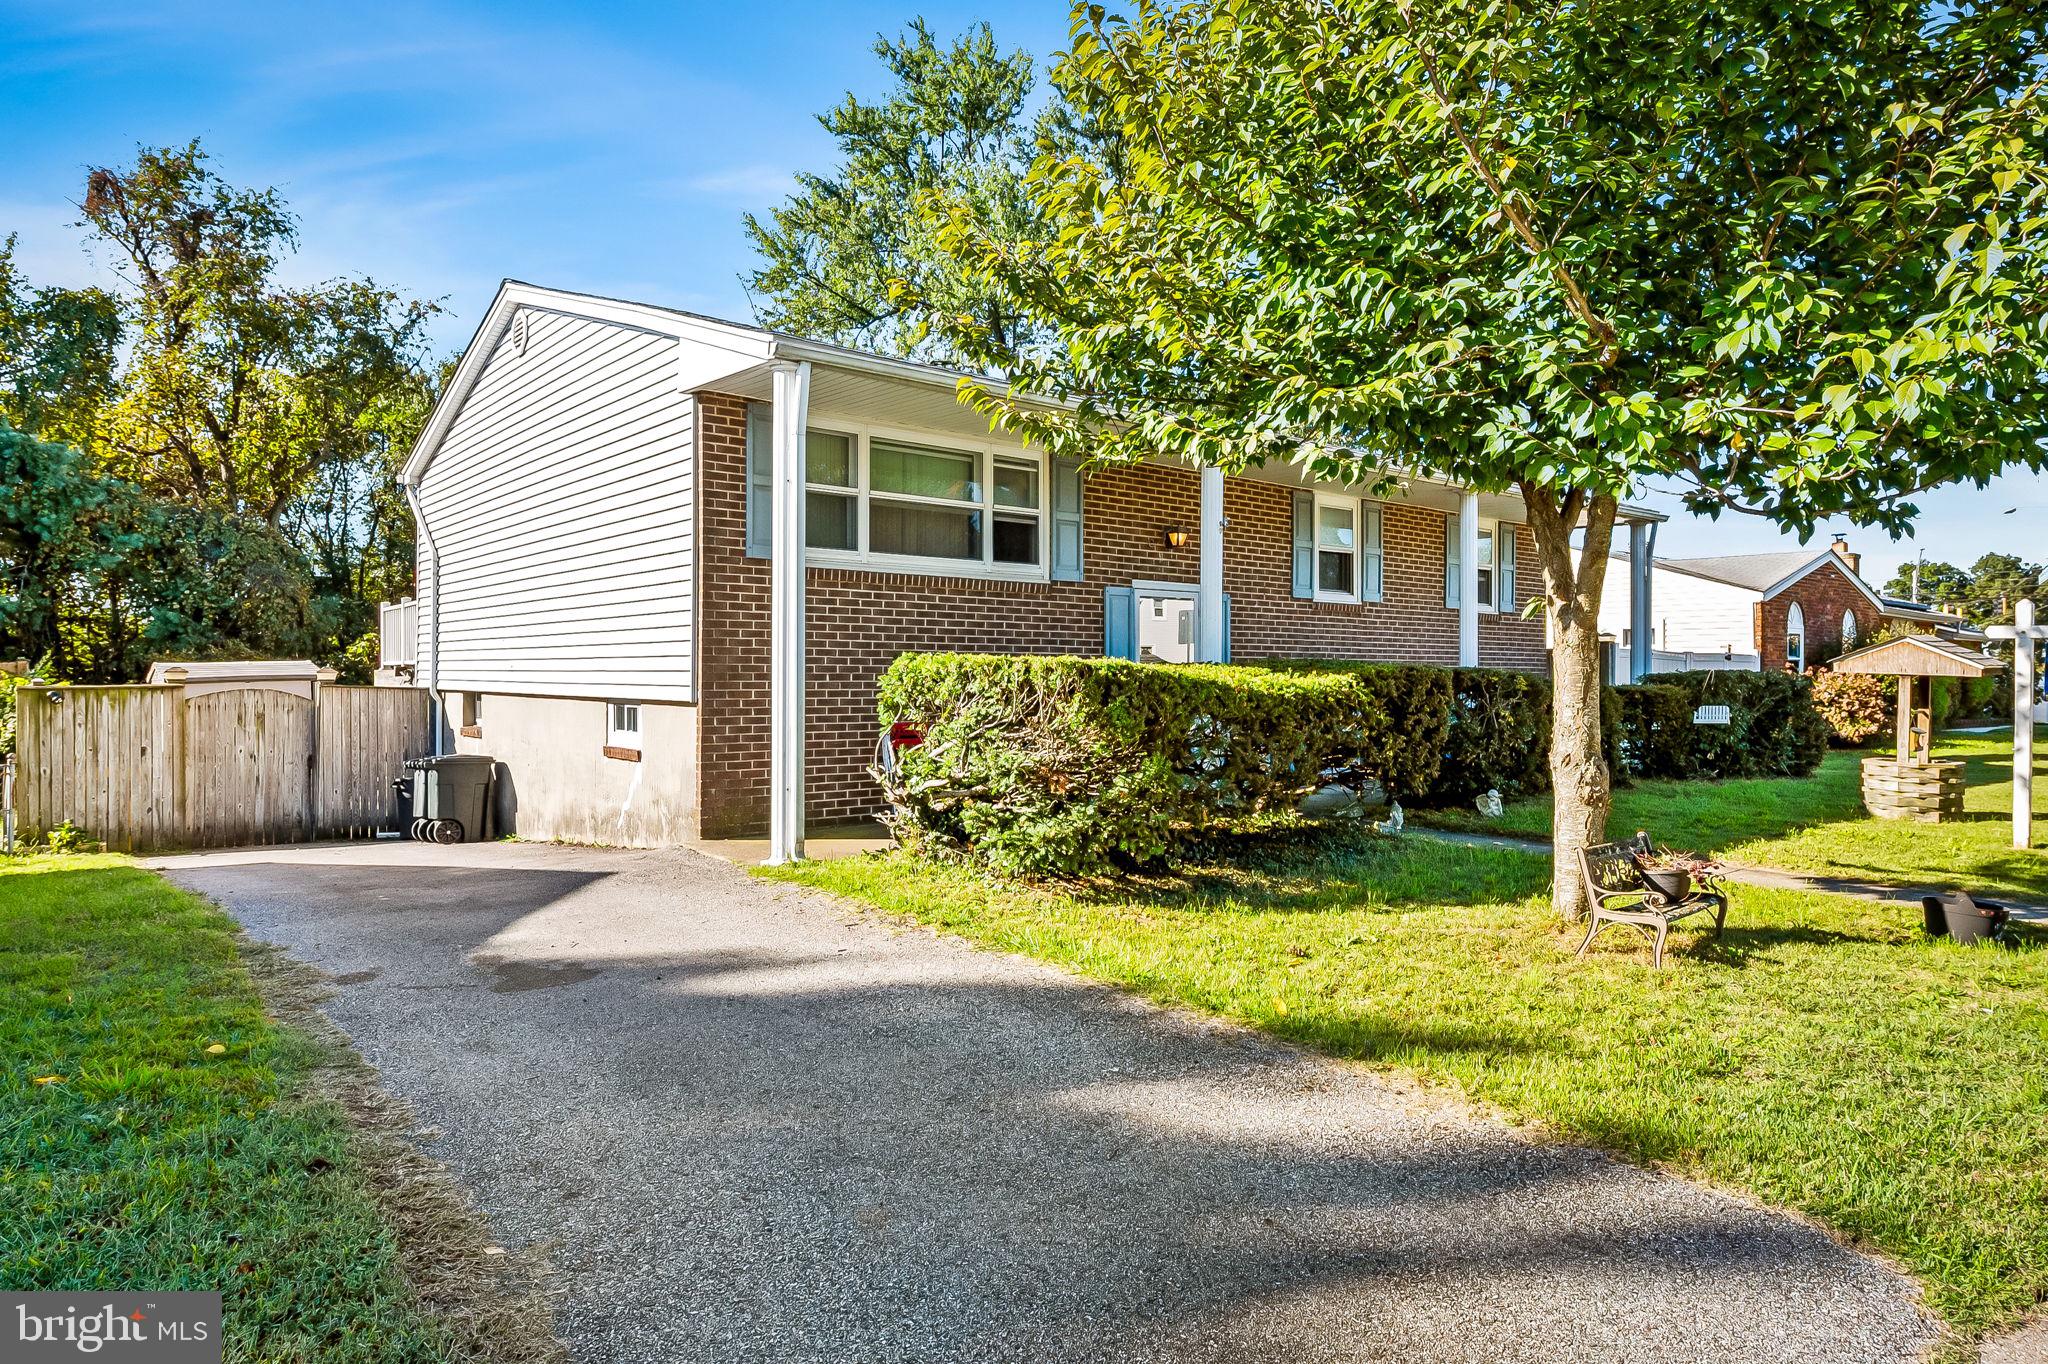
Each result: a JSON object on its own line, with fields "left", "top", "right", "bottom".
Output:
{"left": 1965, "top": 552, "right": 2045, "bottom": 623}
{"left": 80, "top": 142, "right": 439, "bottom": 525}
{"left": 0, "top": 236, "right": 121, "bottom": 449}
{"left": 0, "top": 422, "right": 321, "bottom": 681}
{"left": 1883, "top": 557, "right": 1976, "bottom": 610}
{"left": 927, "top": 0, "right": 2048, "bottom": 916}
{"left": 0, "top": 141, "right": 439, "bottom": 681}
{"left": 1882, "top": 552, "right": 2044, "bottom": 622}
{"left": 743, "top": 20, "right": 1056, "bottom": 363}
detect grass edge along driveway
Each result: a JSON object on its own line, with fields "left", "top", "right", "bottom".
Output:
{"left": 0, "top": 852, "right": 559, "bottom": 1364}
{"left": 766, "top": 832, "right": 2048, "bottom": 1346}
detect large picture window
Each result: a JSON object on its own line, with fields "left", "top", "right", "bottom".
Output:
{"left": 760, "top": 415, "right": 1049, "bottom": 578}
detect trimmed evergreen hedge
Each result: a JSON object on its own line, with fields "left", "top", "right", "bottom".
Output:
{"left": 874, "top": 655, "right": 1371, "bottom": 875}
{"left": 1636, "top": 669, "right": 1830, "bottom": 778}
{"left": 875, "top": 653, "right": 1828, "bottom": 875}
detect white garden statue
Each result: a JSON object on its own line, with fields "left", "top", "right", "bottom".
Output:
{"left": 1985, "top": 598, "right": 2045, "bottom": 851}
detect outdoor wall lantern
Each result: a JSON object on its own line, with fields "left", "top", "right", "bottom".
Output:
{"left": 1163, "top": 526, "right": 1192, "bottom": 549}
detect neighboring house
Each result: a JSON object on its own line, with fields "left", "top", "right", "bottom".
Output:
{"left": 385, "top": 280, "right": 1664, "bottom": 846}
{"left": 1875, "top": 595, "right": 1986, "bottom": 644}
{"left": 1597, "top": 538, "right": 1885, "bottom": 677}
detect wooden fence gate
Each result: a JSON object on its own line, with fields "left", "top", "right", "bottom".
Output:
{"left": 9, "top": 683, "right": 432, "bottom": 852}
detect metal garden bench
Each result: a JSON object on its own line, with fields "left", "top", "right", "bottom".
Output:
{"left": 1576, "top": 832, "right": 1728, "bottom": 968}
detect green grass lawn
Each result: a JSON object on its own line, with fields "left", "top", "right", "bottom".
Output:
{"left": 1414, "top": 726, "right": 2048, "bottom": 903}
{"left": 0, "top": 853, "right": 536, "bottom": 1362}
{"left": 768, "top": 833, "right": 2048, "bottom": 1341}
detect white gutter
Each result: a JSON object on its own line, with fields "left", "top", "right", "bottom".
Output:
{"left": 400, "top": 478, "right": 445, "bottom": 754}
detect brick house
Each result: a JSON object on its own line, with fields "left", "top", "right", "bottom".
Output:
{"left": 387, "top": 281, "right": 1664, "bottom": 847}
{"left": 1596, "top": 542, "right": 1888, "bottom": 676}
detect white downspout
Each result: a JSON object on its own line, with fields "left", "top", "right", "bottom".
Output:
{"left": 401, "top": 478, "right": 446, "bottom": 755}
{"left": 1196, "top": 465, "right": 1226, "bottom": 663}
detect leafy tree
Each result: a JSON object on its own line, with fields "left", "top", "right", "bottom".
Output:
{"left": 0, "top": 236, "right": 121, "bottom": 447}
{"left": 0, "top": 421, "right": 320, "bottom": 682}
{"left": 927, "top": 0, "right": 2048, "bottom": 915}
{"left": 1880, "top": 553, "right": 2044, "bottom": 621}
{"left": 743, "top": 20, "right": 1056, "bottom": 362}
{"left": 1967, "top": 551, "right": 2045, "bottom": 622}
{"left": 0, "top": 422, "right": 129, "bottom": 675}
{"left": 78, "top": 141, "right": 439, "bottom": 525}
{"left": 1882, "top": 557, "right": 1975, "bottom": 608}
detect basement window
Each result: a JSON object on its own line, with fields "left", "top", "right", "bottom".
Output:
{"left": 605, "top": 701, "right": 642, "bottom": 760}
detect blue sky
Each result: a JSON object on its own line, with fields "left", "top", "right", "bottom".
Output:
{"left": 4, "top": 0, "right": 2041, "bottom": 587}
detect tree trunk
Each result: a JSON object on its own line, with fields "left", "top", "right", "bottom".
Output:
{"left": 1520, "top": 483, "right": 1620, "bottom": 920}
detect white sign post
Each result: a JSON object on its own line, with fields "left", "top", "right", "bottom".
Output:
{"left": 1986, "top": 598, "right": 2044, "bottom": 851}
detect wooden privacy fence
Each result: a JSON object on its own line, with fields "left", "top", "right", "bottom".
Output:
{"left": 9, "top": 683, "right": 432, "bottom": 852}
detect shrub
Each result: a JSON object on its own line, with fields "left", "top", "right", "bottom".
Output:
{"left": 43, "top": 820, "right": 96, "bottom": 854}
{"left": 0, "top": 674, "right": 18, "bottom": 760}
{"left": 1428, "top": 668, "right": 1550, "bottom": 806}
{"left": 1613, "top": 683, "right": 1696, "bottom": 778}
{"left": 1810, "top": 671, "right": 1890, "bottom": 746}
{"left": 1272, "top": 661, "right": 1453, "bottom": 802}
{"left": 873, "top": 653, "right": 1831, "bottom": 873}
{"left": 1958, "top": 671, "right": 2008, "bottom": 721}
{"left": 875, "top": 654, "right": 1377, "bottom": 875}
{"left": 1651, "top": 669, "right": 1828, "bottom": 777}
{"left": 1600, "top": 685, "right": 1625, "bottom": 786}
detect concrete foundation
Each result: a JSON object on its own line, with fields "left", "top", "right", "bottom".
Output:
{"left": 449, "top": 692, "right": 699, "bottom": 846}
{"left": 1860, "top": 756, "right": 1966, "bottom": 823}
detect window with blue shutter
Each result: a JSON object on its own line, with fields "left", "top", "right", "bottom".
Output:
{"left": 1051, "top": 457, "right": 1083, "bottom": 581}
{"left": 744, "top": 404, "right": 773, "bottom": 558}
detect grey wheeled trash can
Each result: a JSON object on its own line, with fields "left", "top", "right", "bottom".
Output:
{"left": 404, "top": 754, "right": 495, "bottom": 844}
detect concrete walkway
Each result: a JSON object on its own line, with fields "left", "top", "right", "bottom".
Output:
{"left": 1408, "top": 825, "right": 2048, "bottom": 921}
{"left": 156, "top": 840, "right": 1940, "bottom": 1364}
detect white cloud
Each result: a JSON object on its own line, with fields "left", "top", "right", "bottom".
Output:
{"left": 668, "top": 165, "right": 798, "bottom": 203}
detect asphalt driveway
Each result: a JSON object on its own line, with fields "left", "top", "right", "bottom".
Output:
{"left": 159, "top": 840, "right": 1938, "bottom": 1364}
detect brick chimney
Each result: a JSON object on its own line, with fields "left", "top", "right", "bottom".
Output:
{"left": 1830, "top": 534, "right": 1861, "bottom": 577}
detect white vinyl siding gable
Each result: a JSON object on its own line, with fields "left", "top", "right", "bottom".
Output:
{"left": 1598, "top": 557, "right": 1761, "bottom": 657}
{"left": 414, "top": 308, "right": 697, "bottom": 702}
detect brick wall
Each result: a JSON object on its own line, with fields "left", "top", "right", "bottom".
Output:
{"left": 693, "top": 391, "right": 1548, "bottom": 835}
{"left": 1755, "top": 561, "right": 1880, "bottom": 671}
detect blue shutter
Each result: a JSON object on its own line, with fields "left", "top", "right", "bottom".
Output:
{"left": 1444, "top": 513, "right": 1461, "bottom": 608}
{"left": 1103, "top": 586, "right": 1135, "bottom": 659}
{"left": 744, "top": 404, "right": 773, "bottom": 559}
{"left": 1361, "top": 504, "right": 1384, "bottom": 602}
{"left": 1500, "top": 523, "right": 1516, "bottom": 609}
{"left": 1051, "top": 457, "right": 1083, "bottom": 581}
{"left": 1221, "top": 593, "right": 1232, "bottom": 662}
{"left": 1291, "top": 491, "right": 1314, "bottom": 598}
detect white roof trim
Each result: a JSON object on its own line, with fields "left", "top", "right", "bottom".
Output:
{"left": 1760, "top": 551, "right": 1886, "bottom": 613}
{"left": 400, "top": 279, "right": 1668, "bottom": 528}
{"left": 402, "top": 281, "right": 777, "bottom": 484}
{"left": 401, "top": 280, "right": 1062, "bottom": 486}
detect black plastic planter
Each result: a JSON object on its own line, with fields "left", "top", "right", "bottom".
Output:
{"left": 1923, "top": 894, "right": 2010, "bottom": 945}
